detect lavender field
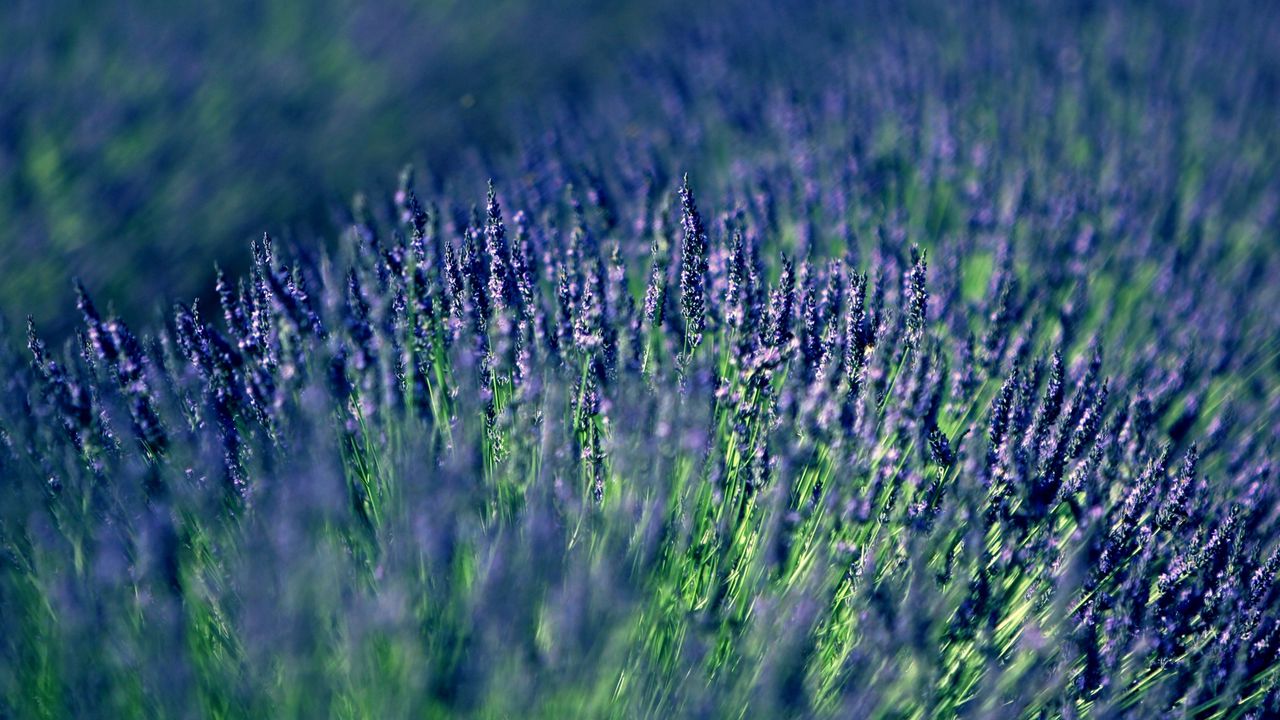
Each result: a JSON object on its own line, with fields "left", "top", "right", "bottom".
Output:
{"left": 2, "top": 1, "right": 1279, "bottom": 717}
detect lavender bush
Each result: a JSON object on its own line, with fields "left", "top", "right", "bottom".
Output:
{"left": 2, "top": 1, "right": 1279, "bottom": 717}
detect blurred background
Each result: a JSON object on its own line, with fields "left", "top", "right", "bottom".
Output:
{"left": 0, "top": 0, "right": 681, "bottom": 337}
{"left": 4, "top": 0, "right": 1277, "bottom": 342}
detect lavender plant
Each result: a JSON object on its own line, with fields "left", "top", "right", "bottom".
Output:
{"left": 2, "top": 1, "right": 1278, "bottom": 718}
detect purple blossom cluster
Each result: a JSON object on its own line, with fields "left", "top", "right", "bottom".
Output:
{"left": 1, "top": 1, "right": 1278, "bottom": 716}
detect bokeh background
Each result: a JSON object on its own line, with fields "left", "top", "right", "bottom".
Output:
{"left": 0, "top": 0, "right": 683, "bottom": 336}
{"left": 3, "top": 0, "right": 1278, "bottom": 340}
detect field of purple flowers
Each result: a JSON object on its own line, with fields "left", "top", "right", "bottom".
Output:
{"left": 2, "top": 1, "right": 1279, "bottom": 717}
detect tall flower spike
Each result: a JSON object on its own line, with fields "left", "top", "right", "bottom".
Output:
{"left": 26, "top": 315, "right": 49, "bottom": 372}
{"left": 1156, "top": 444, "right": 1199, "bottom": 531}
{"left": 726, "top": 229, "right": 748, "bottom": 331}
{"left": 768, "top": 254, "right": 796, "bottom": 350}
{"left": 904, "top": 245, "right": 928, "bottom": 351}
{"left": 987, "top": 369, "right": 1018, "bottom": 471}
{"left": 843, "top": 270, "right": 870, "bottom": 404}
{"left": 344, "top": 269, "right": 376, "bottom": 374}
{"left": 678, "top": 174, "right": 708, "bottom": 354}
{"left": 485, "top": 180, "right": 515, "bottom": 313}
{"left": 396, "top": 165, "right": 428, "bottom": 241}
{"left": 1031, "top": 348, "right": 1065, "bottom": 446}
{"left": 799, "top": 270, "right": 823, "bottom": 377}
{"left": 511, "top": 210, "right": 537, "bottom": 322}
{"left": 216, "top": 266, "right": 249, "bottom": 341}
{"left": 75, "top": 279, "right": 117, "bottom": 367}
{"left": 642, "top": 232, "right": 669, "bottom": 329}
